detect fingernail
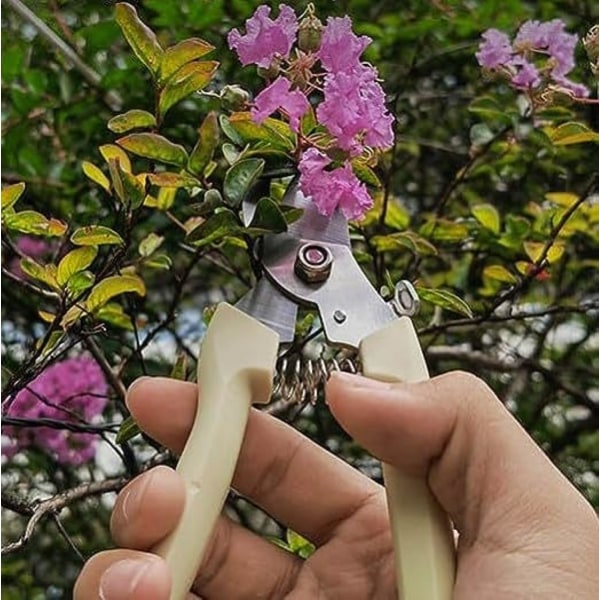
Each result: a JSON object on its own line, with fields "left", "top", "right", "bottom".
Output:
{"left": 117, "top": 468, "right": 158, "bottom": 526}
{"left": 99, "top": 559, "right": 154, "bottom": 600}
{"left": 329, "top": 371, "right": 393, "bottom": 390}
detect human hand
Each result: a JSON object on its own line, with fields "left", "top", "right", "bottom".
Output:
{"left": 74, "top": 372, "right": 598, "bottom": 599}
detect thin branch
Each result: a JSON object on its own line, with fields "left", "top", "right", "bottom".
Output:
{"left": 1, "top": 477, "right": 127, "bottom": 555}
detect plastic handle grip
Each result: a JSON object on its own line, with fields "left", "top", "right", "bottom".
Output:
{"left": 359, "top": 316, "right": 456, "bottom": 600}
{"left": 153, "top": 303, "right": 279, "bottom": 600}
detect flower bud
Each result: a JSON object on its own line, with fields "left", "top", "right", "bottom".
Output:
{"left": 257, "top": 56, "right": 282, "bottom": 81}
{"left": 298, "top": 12, "right": 323, "bottom": 53}
{"left": 220, "top": 85, "right": 250, "bottom": 111}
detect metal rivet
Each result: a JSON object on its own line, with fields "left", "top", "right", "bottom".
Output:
{"left": 391, "top": 280, "right": 420, "bottom": 317}
{"left": 333, "top": 310, "right": 347, "bottom": 324}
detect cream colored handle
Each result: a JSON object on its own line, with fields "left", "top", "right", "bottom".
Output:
{"left": 153, "top": 303, "right": 279, "bottom": 600}
{"left": 359, "top": 316, "right": 456, "bottom": 600}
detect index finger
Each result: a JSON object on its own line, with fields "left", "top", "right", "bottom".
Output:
{"left": 127, "top": 377, "right": 384, "bottom": 546}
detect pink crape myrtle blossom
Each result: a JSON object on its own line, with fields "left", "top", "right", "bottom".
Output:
{"left": 476, "top": 19, "right": 589, "bottom": 98}
{"left": 317, "top": 16, "right": 371, "bottom": 74}
{"left": 475, "top": 29, "right": 513, "bottom": 69}
{"left": 227, "top": 4, "right": 298, "bottom": 68}
{"left": 298, "top": 148, "right": 373, "bottom": 219}
{"left": 251, "top": 76, "right": 310, "bottom": 132}
{"left": 317, "top": 65, "right": 394, "bottom": 154}
{"left": 2, "top": 356, "right": 109, "bottom": 465}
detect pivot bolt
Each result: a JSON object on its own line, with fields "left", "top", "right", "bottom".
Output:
{"left": 294, "top": 243, "right": 333, "bottom": 284}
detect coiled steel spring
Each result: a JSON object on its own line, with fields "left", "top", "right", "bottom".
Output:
{"left": 272, "top": 354, "right": 360, "bottom": 405}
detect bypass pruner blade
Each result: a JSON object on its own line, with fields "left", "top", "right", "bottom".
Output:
{"left": 154, "top": 182, "right": 456, "bottom": 600}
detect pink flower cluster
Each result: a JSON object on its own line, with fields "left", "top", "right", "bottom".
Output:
{"left": 228, "top": 6, "right": 395, "bottom": 219}
{"left": 476, "top": 20, "right": 589, "bottom": 98}
{"left": 2, "top": 356, "right": 108, "bottom": 465}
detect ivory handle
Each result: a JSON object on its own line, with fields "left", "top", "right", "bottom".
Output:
{"left": 154, "top": 303, "right": 279, "bottom": 600}
{"left": 359, "top": 316, "right": 456, "bottom": 600}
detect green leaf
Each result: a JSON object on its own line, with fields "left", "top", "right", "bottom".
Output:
{"left": 372, "top": 232, "right": 437, "bottom": 256}
{"left": 117, "top": 133, "right": 188, "bottom": 167}
{"left": 421, "top": 219, "right": 469, "bottom": 242}
{"left": 108, "top": 109, "right": 157, "bottom": 133}
{"left": 1, "top": 182, "right": 25, "bottom": 211}
{"left": 86, "top": 274, "right": 146, "bottom": 312}
{"left": 57, "top": 247, "right": 98, "bottom": 286}
{"left": 190, "top": 188, "right": 224, "bottom": 216}
{"left": 247, "top": 198, "right": 287, "bottom": 234}
{"left": 147, "top": 172, "right": 200, "bottom": 188}
{"left": 547, "top": 121, "right": 599, "bottom": 146}
{"left": 71, "top": 225, "right": 124, "bottom": 246}
{"left": 66, "top": 270, "right": 95, "bottom": 295}
{"left": 483, "top": 264, "right": 516, "bottom": 283}
{"left": 223, "top": 158, "right": 265, "bottom": 206}
{"left": 416, "top": 287, "right": 473, "bottom": 318}
{"left": 20, "top": 258, "right": 58, "bottom": 288}
{"left": 186, "top": 210, "right": 239, "bottom": 246}
{"left": 138, "top": 233, "right": 164, "bottom": 257}
{"left": 468, "top": 96, "right": 513, "bottom": 125}
{"left": 471, "top": 203, "right": 500, "bottom": 234}
{"left": 159, "top": 39, "right": 215, "bottom": 84}
{"left": 3, "top": 210, "right": 66, "bottom": 237}
{"left": 285, "top": 529, "right": 316, "bottom": 559}
{"left": 158, "top": 60, "right": 218, "bottom": 119}
{"left": 170, "top": 352, "right": 188, "bottom": 380}
{"left": 351, "top": 160, "right": 381, "bottom": 188}
{"left": 222, "top": 142, "right": 241, "bottom": 165}
{"left": 227, "top": 112, "right": 295, "bottom": 151}
{"left": 115, "top": 3, "right": 163, "bottom": 75}
{"left": 219, "top": 115, "right": 244, "bottom": 146}
{"left": 188, "top": 111, "right": 219, "bottom": 176}
{"left": 82, "top": 161, "right": 111, "bottom": 192}
{"left": 144, "top": 253, "right": 172, "bottom": 269}
{"left": 96, "top": 302, "right": 133, "bottom": 330}
{"left": 107, "top": 158, "right": 126, "bottom": 202}
{"left": 116, "top": 416, "right": 141, "bottom": 443}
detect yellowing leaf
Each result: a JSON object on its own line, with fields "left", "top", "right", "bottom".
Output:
{"left": 99, "top": 144, "right": 131, "bottom": 173}
{"left": 523, "top": 241, "right": 565, "bottom": 264}
{"left": 3, "top": 210, "right": 65, "bottom": 237}
{"left": 159, "top": 39, "right": 215, "bottom": 84}
{"left": 57, "top": 247, "right": 98, "bottom": 286}
{"left": 20, "top": 258, "right": 58, "bottom": 288}
{"left": 483, "top": 264, "right": 516, "bottom": 283}
{"left": 188, "top": 111, "right": 219, "bottom": 176}
{"left": 86, "top": 274, "right": 146, "bottom": 312}
{"left": 38, "top": 310, "right": 56, "bottom": 323}
{"left": 71, "top": 225, "right": 124, "bottom": 246}
{"left": 471, "top": 203, "right": 500, "bottom": 234}
{"left": 117, "top": 133, "right": 188, "bottom": 167}
{"left": 138, "top": 232, "right": 164, "bottom": 256}
{"left": 82, "top": 161, "right": 111, "bottom": 192}
{"left": 547, "top": 121, "right": 599, "bottom": 146}
{"left": 115, "top": 3, "right": 163, "bottom": 75}
{"left": 545, "top": 192, "right": 579, "bottom": 207}
{"left": 228, "top": 111, "right": 295, "bottom": 150}
{"left": 158, "top": 60, "right": 219, "bottom": 119}
{"left": 2, "top": 182, "right": 25, "bottom": 211}
{"left": 107, "top": 109, "right": 157, "bottom": 133}
{"left": 147, "top": 172, "right": 200, "bottom": 188}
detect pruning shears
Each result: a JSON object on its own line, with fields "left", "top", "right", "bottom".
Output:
{"left": 153, "top": 182, "right": 456, "bottom": 600}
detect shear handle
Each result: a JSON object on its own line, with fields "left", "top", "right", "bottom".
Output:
{"left": 359, "top": 316, "right": 456, "bottom": 600}
{"left": 153, "top": 303, "right": 279, "bottom": 600}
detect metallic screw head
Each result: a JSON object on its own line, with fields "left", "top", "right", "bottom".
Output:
{"left": 294, "top": 243, "right": 333, "bottom": 284}
{"left": 333, "top": 309, "right": 347, "bottom": 324}
{"left": 391, "top": 280, "right": 420, "bottom": 317}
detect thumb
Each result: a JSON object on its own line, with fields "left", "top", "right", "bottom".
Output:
{"left": 326, "top": 370, "right": 593, "bottom": 537}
